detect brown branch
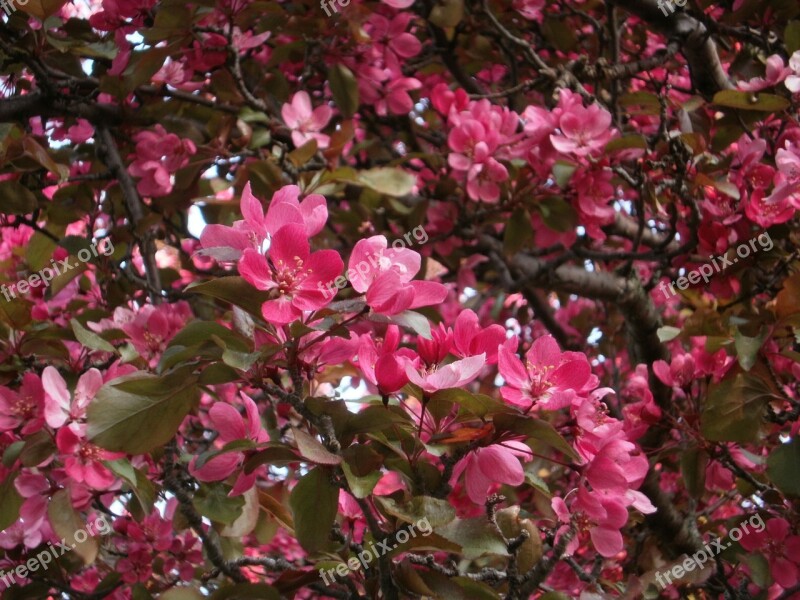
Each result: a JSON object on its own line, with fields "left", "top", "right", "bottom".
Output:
{"left": 96, "top": 126, "right": 163, "bottom": 304}
{"left": 609, "top": 0, "right": 733, "bottom": 97}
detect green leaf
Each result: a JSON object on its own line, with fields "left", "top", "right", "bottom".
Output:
{"left": 185, "top": 277, "right": 272, "bottom": 320}
{"left": 786, "top": 21, "right": 800, "bottom": 54}
{"left": 734, "top": 327, "right": 767, "bottom": 371}
{"left": 0, "top": 474, "right": 23, "bottom": 531}
{"left": 551, "top": 162, "right": 577, "bottom": 189}
{"left": 341, "top": 461, "right": 381, "bottom": 499}
{"left": 193, "top": 484, "right": 245, "bottom": 525}
{"left": 701, "top": 372, "right": 774, "bottom": 442}
{"left": 538, "top": 196, "right": 577, "bottom": 233}
{"left": 0, "top": 297, "right": 33, "bottom": 330}
{"left": 160, "top": 588, "right": 205, "bottom": 600}
{"left": 713, "top": 90, "right": 790, "bottom": 112}
{"left": 437, "top": 517, "right": 508, "bottom": 559}
{"left": 329, "top": 64, "right": 360, "bottom": 118}
{"left": 289, "top": 467, "right": 338, "bottom": 553}
{"left": 493, "top": 413, "right": 579, "bottom": 461}
{"left": 766, "top": 437, "right": 800, "bottom": 497}
{"left": 392, "top": 310, "right": 431, "bottom": 339}
{"left": 243, "top": 444, "right": 300, "bottom": 473}
{"left": 504, "top": 207, "right": 532, "bottom": 255}
{"left": 0, "top": 181, "right": 38, "bottom": 215}
{"left": 376, "top": 496, "right": 456, "bottom": 528}
{"left": 71, "top": 318, "right": 116, "bottom": 353}
{"left": 657, "top": 326, "right": 681, "bottom": 342}
{"left": 105, "top": 459, "right": 156, "bottom": 516}
{"left": 87, "top": 367, "right": 200, "bottom": 454}
{"left": 47, "top": 489, "right": 99, "bottom": 564}
{"left": 357, "top": 167, "right": 417, "bottom": 197}
{"left": 680, "top": 446, "right": 709, "bottom": 499}
{"left": 429, "top": 0, "right": 463, "bottom": 28}
{"left": 292, "top": 428, "right": 341, "bottom": 465}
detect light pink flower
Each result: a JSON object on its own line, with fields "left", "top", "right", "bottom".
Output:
{"left": 738, "top": 54, "right": 791, "bottom": 91}
{"left": 43, "top": 366, "right": 103, "bottom": 429}
{"left": 281, "top": 91, "right": 333, "bottom": 149}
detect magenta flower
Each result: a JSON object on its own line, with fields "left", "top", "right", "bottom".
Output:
{"left": 451, "top": 443, "right": 527, "bottom": 504}
{"left": 0, "top": 374, "right": 45, "bottom": 435}
{"left": 239, "top": 224, "right": 343, "bottom": 325}
{"left": 347, "top": 235, "right": 447, "bottom": 315}
{"left": 199, "top": 183, "right": 328, "bottom": 261}
{"left": 403, "top": 353, "right": 486, "bottom": 394}
{"left": 552, "top": 485, "right": 629, "bottom": 558}
{"left": 786, "top": 51, "right": 800, "bottom": 93}
{"left": 128, "top": 125, "right": 195, "bottom": 197}
{"left": 56, "top": 425, "right": 122, "bottom": 490}
{"left": 550, "top": 94, "right": 614, "bottom": 157}
{"left": 189, "top": 394, "right": 268, "bottom": 496}
{"left": 739, "top": 517, "right": 800, "bottom": 588}
{"left": 281, "top": 91, "right": 333, "bottom": 149}
{"left": 498, "top": 335, "right": 593, "bottom": 410}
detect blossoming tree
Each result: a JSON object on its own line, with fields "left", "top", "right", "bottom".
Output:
{"left": 0, "top": 0, "right": 799, "bottom": 598}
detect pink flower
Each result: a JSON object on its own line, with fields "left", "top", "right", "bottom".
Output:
{"left": 404, "top": 353, "right": 486, "bottom": 394}
{"left": 786, "top": 51, "right": 800, "bottom": 93}
{"left": 199, "top": 183, "right": 328, "bottom": 261}
{"left": 552, "top": 486, "right": 629, "bottom": 558}
{"left": 452, "top": 309, "right": 506, "bottom": 364}
{"left": 451, "top": 443, "right": 527, "bottom": 504}
{"left": 550, "top": 93, "right": 614, "bottom": 157}
{"left": 189, "top": 394, "right": 268, "bottom": 496}
{"left": 498, "top": 335, "right": 594, "bottom": 410}
{"left": 0, "top": 374, "right": 45, "bottom": 435}
{"left": 766, "top": 146, "right": 800, "bottom": 206}
{"left": 739, "top": 517, "right": 800, "bottom": 588}
{"left": 281, "top": 91, "right": 333, "bottom": 149}
{"left": 43, "top": 366, "right": 103, "bottom": 429}
{"left": 56, "top": 425, "right": 121, "bottom": 490}
{"left": 128, "top": 125, "right": 196, "bottom": 197}
{"left": 738, "top": 54, "right": 791, "bottom": 91}
{"left": 347, "top": 235, "right": 447, "bottom": 315}
{"left": 239, "top": 224, "right": 343, "bottom": 324}
{"left": 357, "top": 325, "right": 414, "bottom": 395}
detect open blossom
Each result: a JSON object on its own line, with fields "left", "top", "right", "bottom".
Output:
{"left": 56, "top": 425, "right": 122, "bottom": 490}
{"left": 199, "top": 183, "right": 328, "bottom": 261}
{"left": 0, "top": 374, "right": 45, "bottom": 435}
{"left": 550, "top": 94, "right": 614, "bottom": 157}
{"left": 347, "top": 235, "right": 447, "bottom": 315}
{"left": 43, "top": 366, "right": 103, "bottom": 429}
{"left": 451, "top": 442, "right": 528, "bottom": 504}
{"left": 739, "top": 517, "right": 800, "bottom": 587}
{"left": 281, "top": 91, "right": 333, "bottom": 149}
{"left": 738, "top": 54, "right": 791, "bottom": 91}
{"left": 766, "top": 145, "right": 800, "bottom": 207}
{"left": 553, "top": 486, "right": 629, "bottom": 558}
{"left": 498, "top": 335, "right": 594, "bottom": 410}
{"left": 239, "top": 224, "right": 343, "bottom": 324}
